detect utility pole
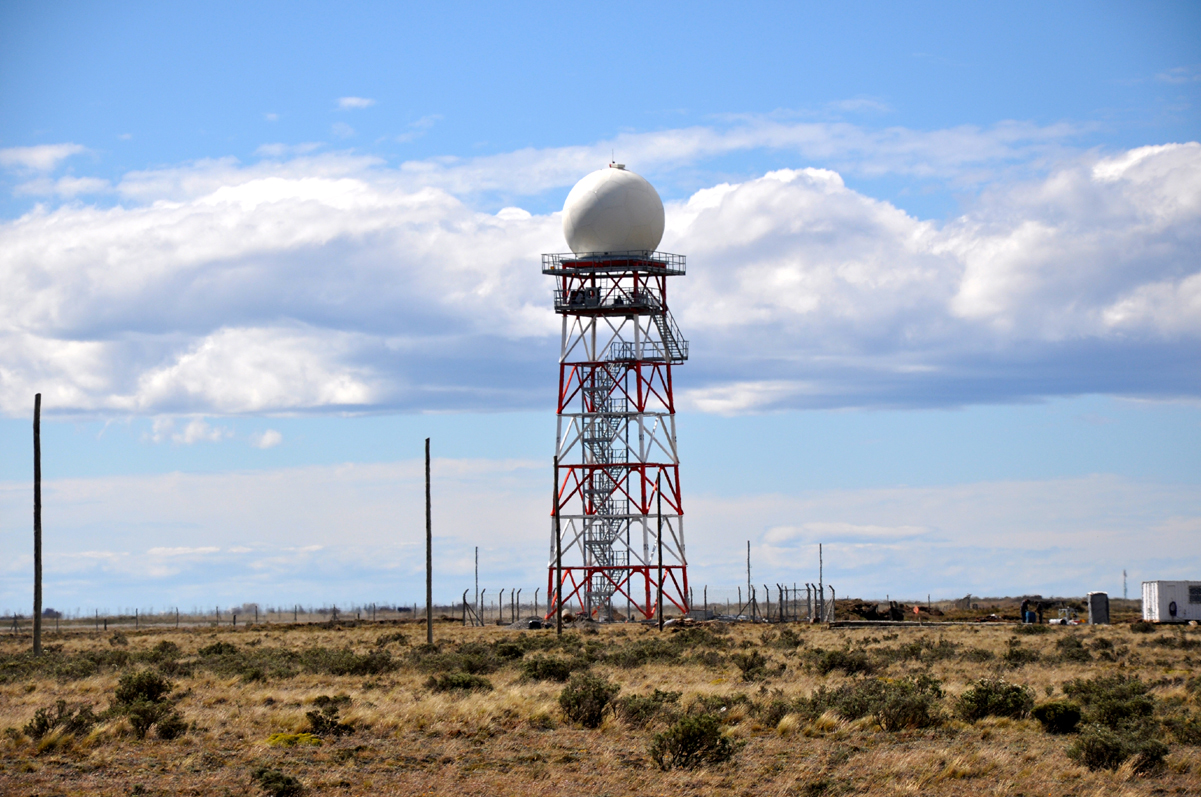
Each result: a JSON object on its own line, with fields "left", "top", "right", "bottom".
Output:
{"left": 818, "top": 543, "right": 824, "bottom": 623}
{"left": 657, "top": 474, "right": 664, "bottom": 631}
{"left": 1123, "top": 570, "right": 1128, "bottom": 601}
{"left": 554, "top": 455, "right": 562, "bottom": 636}
{"left": 425, "top": 438, "right": 433, "bottom": 645}
{"left": 746, "top": 541, "right": 752, "bottom": 621}
{"left": 33, "top": 394, "right": 43, "bottom": 657}
{"left": 474, "top": 546, "right": 479, "bottom": 626}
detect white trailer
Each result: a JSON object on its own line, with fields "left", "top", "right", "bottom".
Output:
{"left": 1142, "top": 581, "right": 1201, "bottom": 623}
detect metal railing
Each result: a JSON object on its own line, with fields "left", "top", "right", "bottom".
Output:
{"left": 542, "top": 250, "right": 686, "bottom": 276}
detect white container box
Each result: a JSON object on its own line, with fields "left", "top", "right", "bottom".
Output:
{"left": 1142, "top": 581, "right": 1201, "bottom": 623}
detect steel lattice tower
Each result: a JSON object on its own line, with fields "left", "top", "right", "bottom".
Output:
{"left": 545, "top": 249, "right": 689, "bottom": 620}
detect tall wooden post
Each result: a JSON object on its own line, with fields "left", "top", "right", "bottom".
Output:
{"left": 425, "top": 438, "right": 433, "bottom": 645}
{"left": 554, "top": 456, "right": 562, "bottom": 636}
{"left": 33, "top": 394, "right": 43, "bottom": 656}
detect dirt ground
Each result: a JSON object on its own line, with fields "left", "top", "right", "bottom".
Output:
{"left": 1, "top": 617, "right": 1198, "bottom": 796}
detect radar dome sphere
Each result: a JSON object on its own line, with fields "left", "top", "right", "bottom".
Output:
{"left": 562, "top": 165, "right": 665, "bottom": 255}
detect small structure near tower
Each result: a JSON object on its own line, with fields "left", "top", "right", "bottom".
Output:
{"left": 545, "top": 164, "right": 689, "bottom": 621}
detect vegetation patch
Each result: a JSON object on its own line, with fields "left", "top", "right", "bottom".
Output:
{"left": 649, "top": 713, "right": 735, "bottom": 770}
{"left": 1031, "top": 700, "right": 1082, "bottom": 734}
{"left": 251, "top": 766, "right": 304, "bottom": 796}
{"left": 266, "top": 732, "right": 322, "bottom": 747}
{"left": 956, "top": 678, "right": 1034, "bottom": 721}
{"left": 615, "top": 689, "right": 682, "bottom": 728}
{"left": 559, "top": 673, "right": 620, "bottom": 728}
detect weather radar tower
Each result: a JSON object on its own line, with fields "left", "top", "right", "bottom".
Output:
{"left": 545, "top": 164, "right": 689, "bottom": 621}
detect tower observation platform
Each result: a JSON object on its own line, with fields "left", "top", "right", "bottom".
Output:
{"left": 545, "top": 238, "right": 690, "bottom": 619}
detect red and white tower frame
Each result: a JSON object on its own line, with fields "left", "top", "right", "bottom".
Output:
{"left": 545, "top": 250, "right": 689, "bottom": 620}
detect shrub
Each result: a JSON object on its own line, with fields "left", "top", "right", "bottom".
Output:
{"left": 957, "top": 678, "right": 1034, "bottom": 721}
{"left": 811, "top": 648, "right": 874, "bottom": 676}
{"left": 1130, "top": 621, "right": 1154, "bottom": 633}
{"left": 1002, "top": 639, "right": 1040, "bottom": 667}
{"left": 603, "top": 638, "right": 682, "bottom": 669}
{"left": 559, "top": 673, "right": 620, "bottom": 728}
{"left": 649, "top": 713, "right": 735, "bottom": 770}
{"left": 616, "top": 689, "right": 681, "bottom": 728}
{"left": 1063, "top": 675, "right": 1155, "bottom": 731}
{"left": 731, "top": 650, "right": 769, "bottom": 681}
{"left": 198, "top": 641, "right": 238, "bottom": 656}
{"left": 960, "top": 647, "right": 995, "bottom": 663}
{"left": 305, "top": 694, "right": 354, "bottom": 737}
{"left": 114, "top": 670, "right": 173, "bottom": 705}
{"left": 155, "top": 710, "right": 188, "bottom": 740}
{"left": 111, "top": 669, "right": 184, "bottom": 740}
{"left": 1068, "top": 725, "right": 1169, "bottom": 773}
{"left": 809, "top": 675, "right": 943, "bottom": 730}
{"left": 251, "top": 766, "right": 303, "bottom": 797}
{"left": 1164, "top": 712, "right": 1201, "bottom": 745}
{"left": 521, "top": 656, "right": 576, "bottom": 682}
{"left": 1056, "top": 636, "right": 1092, "bottom": 662}
{"left": 1032, "top": 700, "right": 1082, "bottom": 734}
{"left": 22, "top": 700, "right": 99, "bottom": 740}
{"left": 1015, "top": 623, "right": 1050, "bottom": 635}
{"left": 425, "top": 672, "right": 493, "bottom": 692}
{"left": 299, "top": 647, "right": 395, "bottom": 676}
{"left": 143, "top": 641, "right": 181, "bottom": 663}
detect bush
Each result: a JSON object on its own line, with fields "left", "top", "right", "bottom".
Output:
{"left": 616, "top": 689, "right": 681, "bottom": 728}
{"left": 22, "top": 700, "right": 99, "bottom": 740}
{"left": 811, "top": 648, "right": 874, "bottom": 676}
{"left": 155, "top": 710, "right": 188, "bottom": 740}
{"left": 649, "top": 713, "right": 735, "bottom": 770}
{"left": 809, "top": 675, "right": 943, "bottom": 731}
{"left": 1015, "top": 623, "right": 1050, "bottom": 635}
{"left": 1003, "top": 639, "right": 1040, "bottom": 667}
{"left": 1056, "top": 636, "right": 1092, "bottom": 662}
{"left": 251, "top": 767, "right": 303, "bottom": 797}
{"left": 957, "top": 678, "right": 1034, "bottom": 721}
{"left": 731, "top": 650, "right": 769, "bottom": 681}
{"left": 1164, "top": 712, "right": 1201, "bottom": 745}
{"left": 1063, "top": 675, "right": 1155, "bottom": 731}
{"left": 425, "top": 672, "right": 493, "bottom": 693}
{"left": 299, "top": 647, "right": 395, "bottom": 676}
{"left": 198, "top": 641, "right": 238, "bottom": 656}
{"left": 266, "top": 732, "right": 322, "bottom": 747}
{"left": 960, "top": 647, "right": 995, "bottom": 663}
{"left": 305, "top": 694, "right": 354, "bottom": 737}
{"left": 1130, "top": 621, "right": 1154, "bottom": 633}
{"left": 521, "top": 656, "right": 576, "bottom": 682}
{"left": 559, "top": 673, "right": 620, "bottom": 728}
{"left": 114, "top": 670, "right": 174, "bottom": 705}
{"left": 1032, "top": 700, "right": 1082, "bottom": 734}
{"left": 1068, "top": 724, "right": 1169, "bottom": 773}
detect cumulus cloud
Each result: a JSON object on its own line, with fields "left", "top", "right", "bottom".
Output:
{"left": 337, "top": 96, "right": 376, "bottom": 109}
{"left": 0, "top": 134, "right": 1197, "bottom": 417}
{"left": 0, "top": 143, "right": 87, "bottom": 172}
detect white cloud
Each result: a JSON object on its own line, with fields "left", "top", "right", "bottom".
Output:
{"left": 1156, "top": 66, "right": 1201, "bottom": 85}
{"left": 264, "top": 113, "right": 279, "bottom": 122}
{"left": 250, "top": 429, "right": 282, "bottom": 449}
{"left": 0, "top": 143, "right": 86, "bottom": 172}
{"left": 331, "top": 122, "right": 355, "bottom": 139}
{"left": 337, "top": 97, "right": 376, "bottom": 110}
{"left": 0, "top": 135, "right": 1197, "bottom": 417}
{"left": 147, "top": 417, "right": 232, "bottom": 444}
{"left": 255, "top": 142, "right": 322, "bottom": 158}
{"left": 15, "top": 175, "right": 110, "bottom": 197}
{"left": 396, "top": 114, "right": 441, "bottom": 144}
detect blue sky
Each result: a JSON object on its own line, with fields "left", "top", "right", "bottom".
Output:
{"left": 1, "top": 2, "right": 1199, "bottom": 613}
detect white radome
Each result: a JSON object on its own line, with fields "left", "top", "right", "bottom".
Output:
{"left": 562, "top": 165, "right": 665, "bottom": 255}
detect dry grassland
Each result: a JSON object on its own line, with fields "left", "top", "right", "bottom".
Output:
{"left": 1, "top": 618, "right": 1199, "bottom": 796}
